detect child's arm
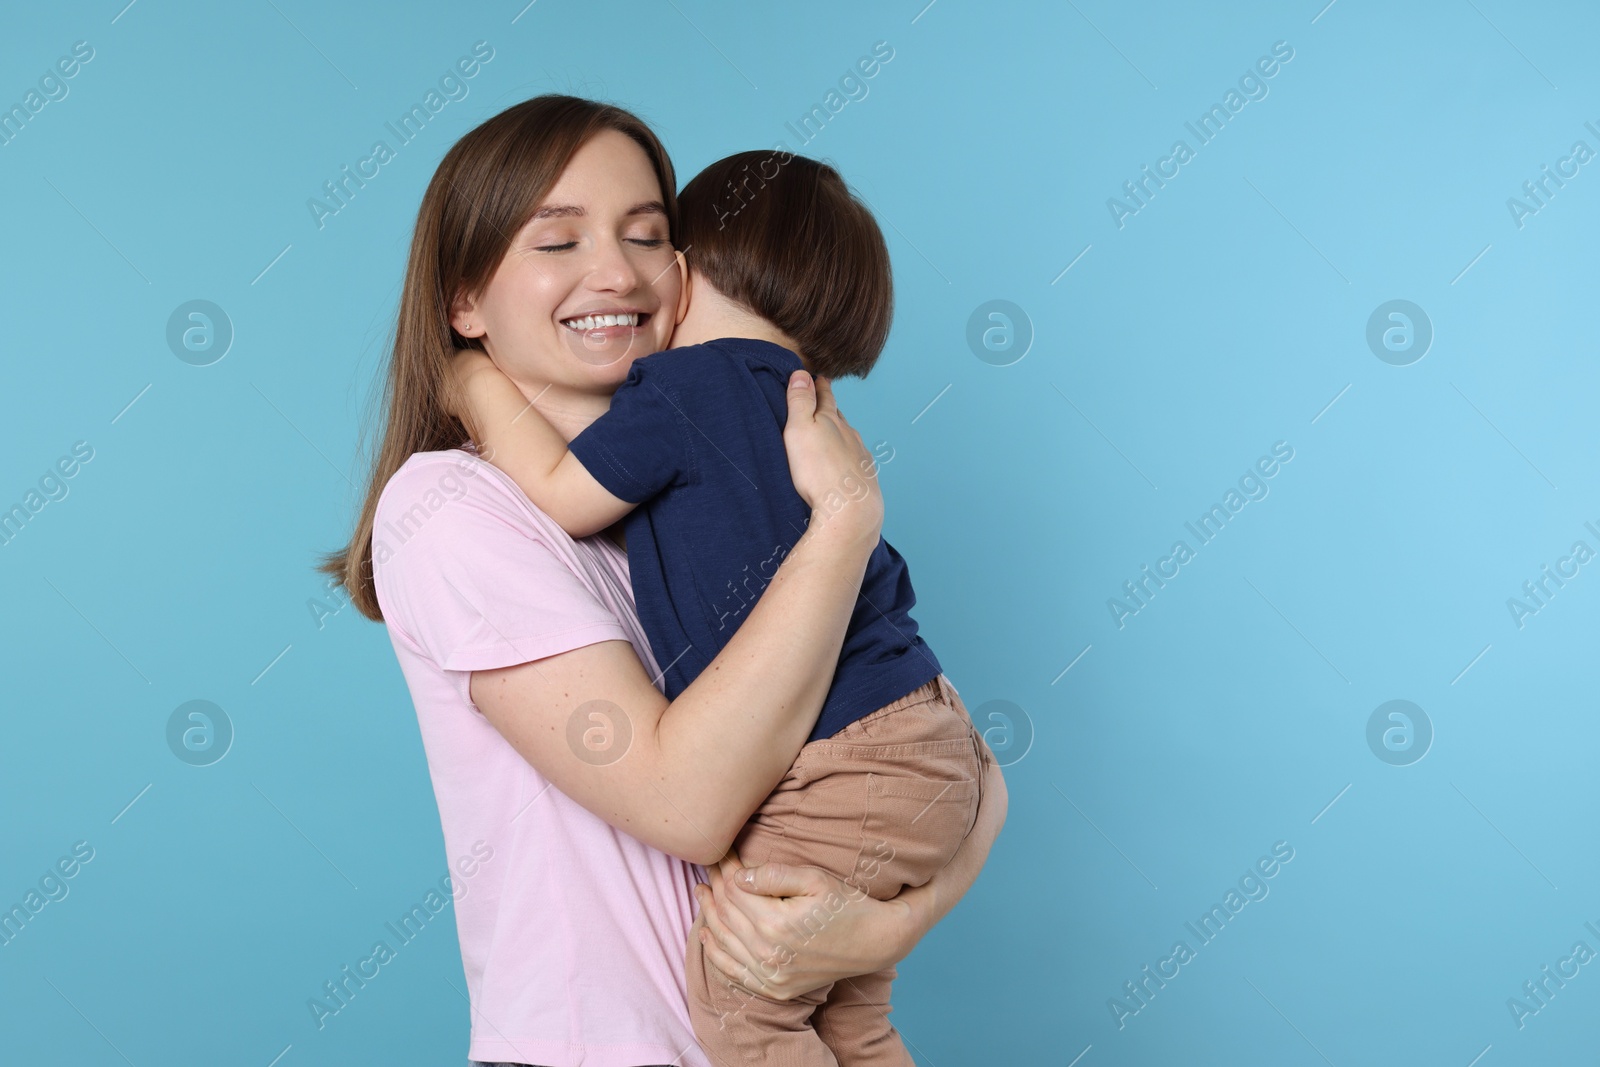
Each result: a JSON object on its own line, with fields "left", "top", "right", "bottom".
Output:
{"left": 448, "top": 350, "right": 636, "bottom": 538}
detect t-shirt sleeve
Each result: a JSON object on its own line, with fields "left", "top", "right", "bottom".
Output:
{"left": 373, "top": 457, "right": 631, "bottom": 677}
{"left": 567, "top": 358, "right": 694, "bottom": 504}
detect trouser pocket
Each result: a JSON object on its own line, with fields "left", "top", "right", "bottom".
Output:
{"left": 852, "top": 766, "right": 980, "bottom": 899}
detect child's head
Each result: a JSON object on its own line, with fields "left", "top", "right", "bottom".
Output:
{"left": 677, "top": 151, "right": 892, "bottom": 379}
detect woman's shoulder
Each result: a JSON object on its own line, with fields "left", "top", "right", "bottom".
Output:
{"left": 372, "top": 449, "right": 632, "bottom": 665}
{"left": 380, "top": 447, "right": 482, "bottom": 495}
{"left": 373, "top": 448, "right": 603, "bottom": 565}
{"left": 378, "top": 448, "right": 518, "bottom": 522}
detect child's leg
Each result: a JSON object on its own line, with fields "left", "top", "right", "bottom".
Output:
{"left": 806, "top": 674, "right": 983, "bottom": 1066}
{"left": 687, "top": 674, "right": 983, "bottom": 1067}
{"left": 812, "top": 967, "right": 913, "bottom": 1067}
{"left": 684, "top": 917, "right": 839, "bottom": 1067}
{"left": 685, "top": 743, "right": 845, "bottom": 1067}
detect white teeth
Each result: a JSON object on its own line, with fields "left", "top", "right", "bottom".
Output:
{"left": 563, "top": 312, "right": 640, "bottom": 331}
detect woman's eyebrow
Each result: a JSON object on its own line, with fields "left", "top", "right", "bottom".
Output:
{"left": 527, "top": 201, "right": 666, "bottom": 220}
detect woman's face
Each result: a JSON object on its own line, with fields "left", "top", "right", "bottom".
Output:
{"left": 453, "top": 129, "right": 683, "bottom": 396}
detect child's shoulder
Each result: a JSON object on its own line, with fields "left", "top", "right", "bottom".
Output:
{"left": 632, "top": 338, "right": 802, "bottom": 381}
{"left": 624, "top": 340, "right": 800, "bottom": 390}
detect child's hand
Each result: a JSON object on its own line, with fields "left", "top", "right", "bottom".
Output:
{"left": 445, "top": 348, "right": 500, "bottom": 437}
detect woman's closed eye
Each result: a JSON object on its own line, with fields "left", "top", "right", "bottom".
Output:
{"left": 532, "top": 237, "right": 666, "bottom": 253}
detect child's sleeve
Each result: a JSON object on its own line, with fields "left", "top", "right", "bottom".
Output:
{"left": 568, "top": 359, "right": 695, "bottom": 504}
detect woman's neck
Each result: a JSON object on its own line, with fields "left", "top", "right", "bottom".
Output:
{"left": 503, "top": 377, "right": 608, "bottom": 443}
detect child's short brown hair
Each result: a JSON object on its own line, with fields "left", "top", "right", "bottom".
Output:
{"left": 677, "top": 150, "right": 892, "bottom": 379}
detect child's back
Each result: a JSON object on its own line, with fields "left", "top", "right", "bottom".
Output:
{"left": 568, "top": 334, "right": 939, "bottom": 742}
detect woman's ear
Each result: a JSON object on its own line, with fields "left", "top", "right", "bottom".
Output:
{"left": 450, "top": 288, "right": 483, "bottom": 338}
{"left": 673, "top": 251, "right": 691, "bottom": 327}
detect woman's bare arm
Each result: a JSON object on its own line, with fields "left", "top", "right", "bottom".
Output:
{"left": 470, "top": 371, "right": 885, "bottom": 864}
{"left": 694, "top": 738, "right": 1007, "bottom": 998}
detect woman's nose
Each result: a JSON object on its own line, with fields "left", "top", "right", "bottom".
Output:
{"left": 585, "top": 237, "right": 643, "bottom": 294}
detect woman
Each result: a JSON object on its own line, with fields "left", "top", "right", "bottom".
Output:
{"left": 324, "top": 95, "right": 1005, "bottom": 1067}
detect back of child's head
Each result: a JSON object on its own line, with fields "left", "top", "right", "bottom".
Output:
{"left": 677, "top": 151, "right": 892, "bottom": 379}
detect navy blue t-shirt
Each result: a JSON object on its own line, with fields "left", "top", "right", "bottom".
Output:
{"left": 568, "top": 337, "right": 940, "bottom": 743}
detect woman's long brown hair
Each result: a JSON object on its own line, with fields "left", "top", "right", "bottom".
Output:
{"left": 321, "top": 95, "right": 678, "bottom": 620}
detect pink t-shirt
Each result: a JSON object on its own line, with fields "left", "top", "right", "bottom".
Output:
{"left": 373, "top": 449, "right": 711, "bottom": 1067}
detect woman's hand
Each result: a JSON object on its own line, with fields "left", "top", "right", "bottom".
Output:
{"left": 782, "top": 370, "right": 883, "bottom": 545}
{"left": 694, "top": 745, "right": 1007, "bottom": 1000}
{"left": 444, "top": 348, "right": 501, "bottom": 441}
{"left": 693, "top": 853, "right": 916, "bottom": 1001}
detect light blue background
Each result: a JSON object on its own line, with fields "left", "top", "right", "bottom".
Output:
{"left": 2, "top": 1, "right": 1597, "bottom": 1064}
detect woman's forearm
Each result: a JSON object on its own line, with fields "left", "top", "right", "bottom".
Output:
{"left": 476, "top": 502, "right": 880, "bottom": 865}
{"left": 471, "top": 509, "right": 872, "bottom": 864}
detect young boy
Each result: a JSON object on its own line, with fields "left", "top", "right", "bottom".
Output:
{"left": 449, "top": 150, "right": 991, "bottom": 1066}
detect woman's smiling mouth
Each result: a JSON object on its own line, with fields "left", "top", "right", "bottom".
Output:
{"left": 561, "top": 311, "right": 647, "bottom": 332}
